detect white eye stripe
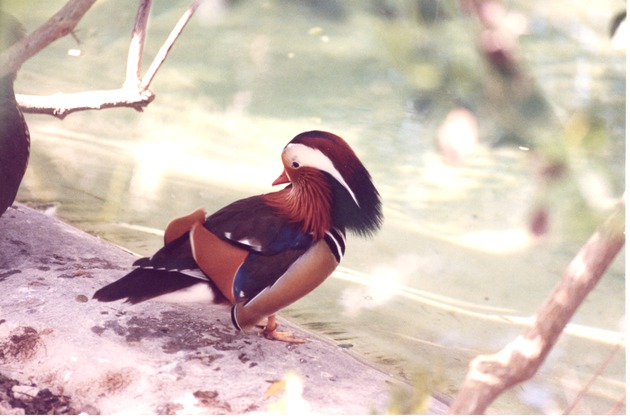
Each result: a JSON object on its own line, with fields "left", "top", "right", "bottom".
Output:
{"left": 285, "top": 143, "right": 359, "bottom": 207}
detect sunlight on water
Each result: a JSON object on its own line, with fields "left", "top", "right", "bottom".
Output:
{"left": 333, "top": 265, "right": 623, "bottom": 346}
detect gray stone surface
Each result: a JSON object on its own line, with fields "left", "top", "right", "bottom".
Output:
{"left": 0, "top": 204, "right": 446, "bottom": 414}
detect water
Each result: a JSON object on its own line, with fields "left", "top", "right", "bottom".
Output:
{"left": 5, "top": 0, "right": 625, "bottom": 414}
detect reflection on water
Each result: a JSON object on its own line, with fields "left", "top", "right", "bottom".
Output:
{"left": 8, "top": 0, "right": 625, "bottom": 414}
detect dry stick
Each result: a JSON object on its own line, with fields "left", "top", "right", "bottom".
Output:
{"left": 14, "top": 0, "right": 202, "bottom": 118}
{"left": 449, "top": 199, "right": 625, "bottom": 414}
{"left": 141, "top": 0, "right": 202, "bottom": 90}
{"left": 124, "top": 0, "right": 152, "bottom": 90}
{"left": 563, "top": 342, "right": 623, "bottom": 414}
{"left": 0, "top": 0, "right": 97, "bottom": 80}
{"left": 16, "top": 89, "right": 154, "bottom": 118}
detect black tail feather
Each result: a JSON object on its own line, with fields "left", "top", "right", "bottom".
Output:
{"left": 92, "top": 269, "right": 205, "bottom": 304}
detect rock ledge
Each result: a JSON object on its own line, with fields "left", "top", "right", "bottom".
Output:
{"left": 1, "top": 204, "right": 445, "bottom": 414}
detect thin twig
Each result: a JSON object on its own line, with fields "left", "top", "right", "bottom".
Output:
{"left": 124, "top": 0, "right": 152, "bottom": 90}
{"left": 563, "top": 343, "right": 623, "bottom": 414}
{"left": 141, "top": 0, "right": 202, "bottom": 90}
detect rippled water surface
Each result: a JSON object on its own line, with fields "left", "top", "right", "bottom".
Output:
{"left": 6, "top": 0, "right": 625, "bottom": 414}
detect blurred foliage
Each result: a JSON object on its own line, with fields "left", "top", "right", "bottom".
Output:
{"left": 373, "top": 0, "right": 624, "bottom": 240}
{"left": 366, "top": 0, "right": 624, "bottom": 412}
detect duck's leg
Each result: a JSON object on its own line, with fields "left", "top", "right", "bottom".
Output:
{"left": 259, "top": 315, "right": 305, "bottom": 344}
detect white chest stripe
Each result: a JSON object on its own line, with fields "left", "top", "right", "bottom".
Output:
{"left": 325, "top": 229, "right": 345, "bottom": 263}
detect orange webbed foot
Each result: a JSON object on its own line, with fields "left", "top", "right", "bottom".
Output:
{"left": 257, "top": 315, "right": 305, "bottom": 344}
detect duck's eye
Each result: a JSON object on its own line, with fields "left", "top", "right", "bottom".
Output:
{"left": 291, "top": 161, "right": 300, "bottom": 168}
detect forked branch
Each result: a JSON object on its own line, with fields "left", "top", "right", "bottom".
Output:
{"left": 5, "top": 0, "right": 203, "bottom": 119}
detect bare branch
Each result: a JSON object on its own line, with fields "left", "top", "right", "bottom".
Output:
{"left": 141, "top": 0, "right": 202, "bottom": 90}
{"left": 448, "top": 198, "right": 625, "bottom": 414}
{"left": 13, "top": 0, "right": 203, "bottom": 118}
{"left": 0, "top": 0, "right": 97, "bottom": 80}
{"left": 125, "top": 0, "right": 152, "bottom": 90}
{"left": 16, "top": 89, "right": 155, "bottom": 119}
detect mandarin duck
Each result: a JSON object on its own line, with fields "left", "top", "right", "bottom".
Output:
{"left": 0, "top": 12, "right": 30, "bottom": 218}
{"left": 93, "top": 131, "right": 382, "bottom": 342}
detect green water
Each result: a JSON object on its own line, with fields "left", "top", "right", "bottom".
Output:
{"left": 5, "top": 0, "right": 625, "bottom": 414}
